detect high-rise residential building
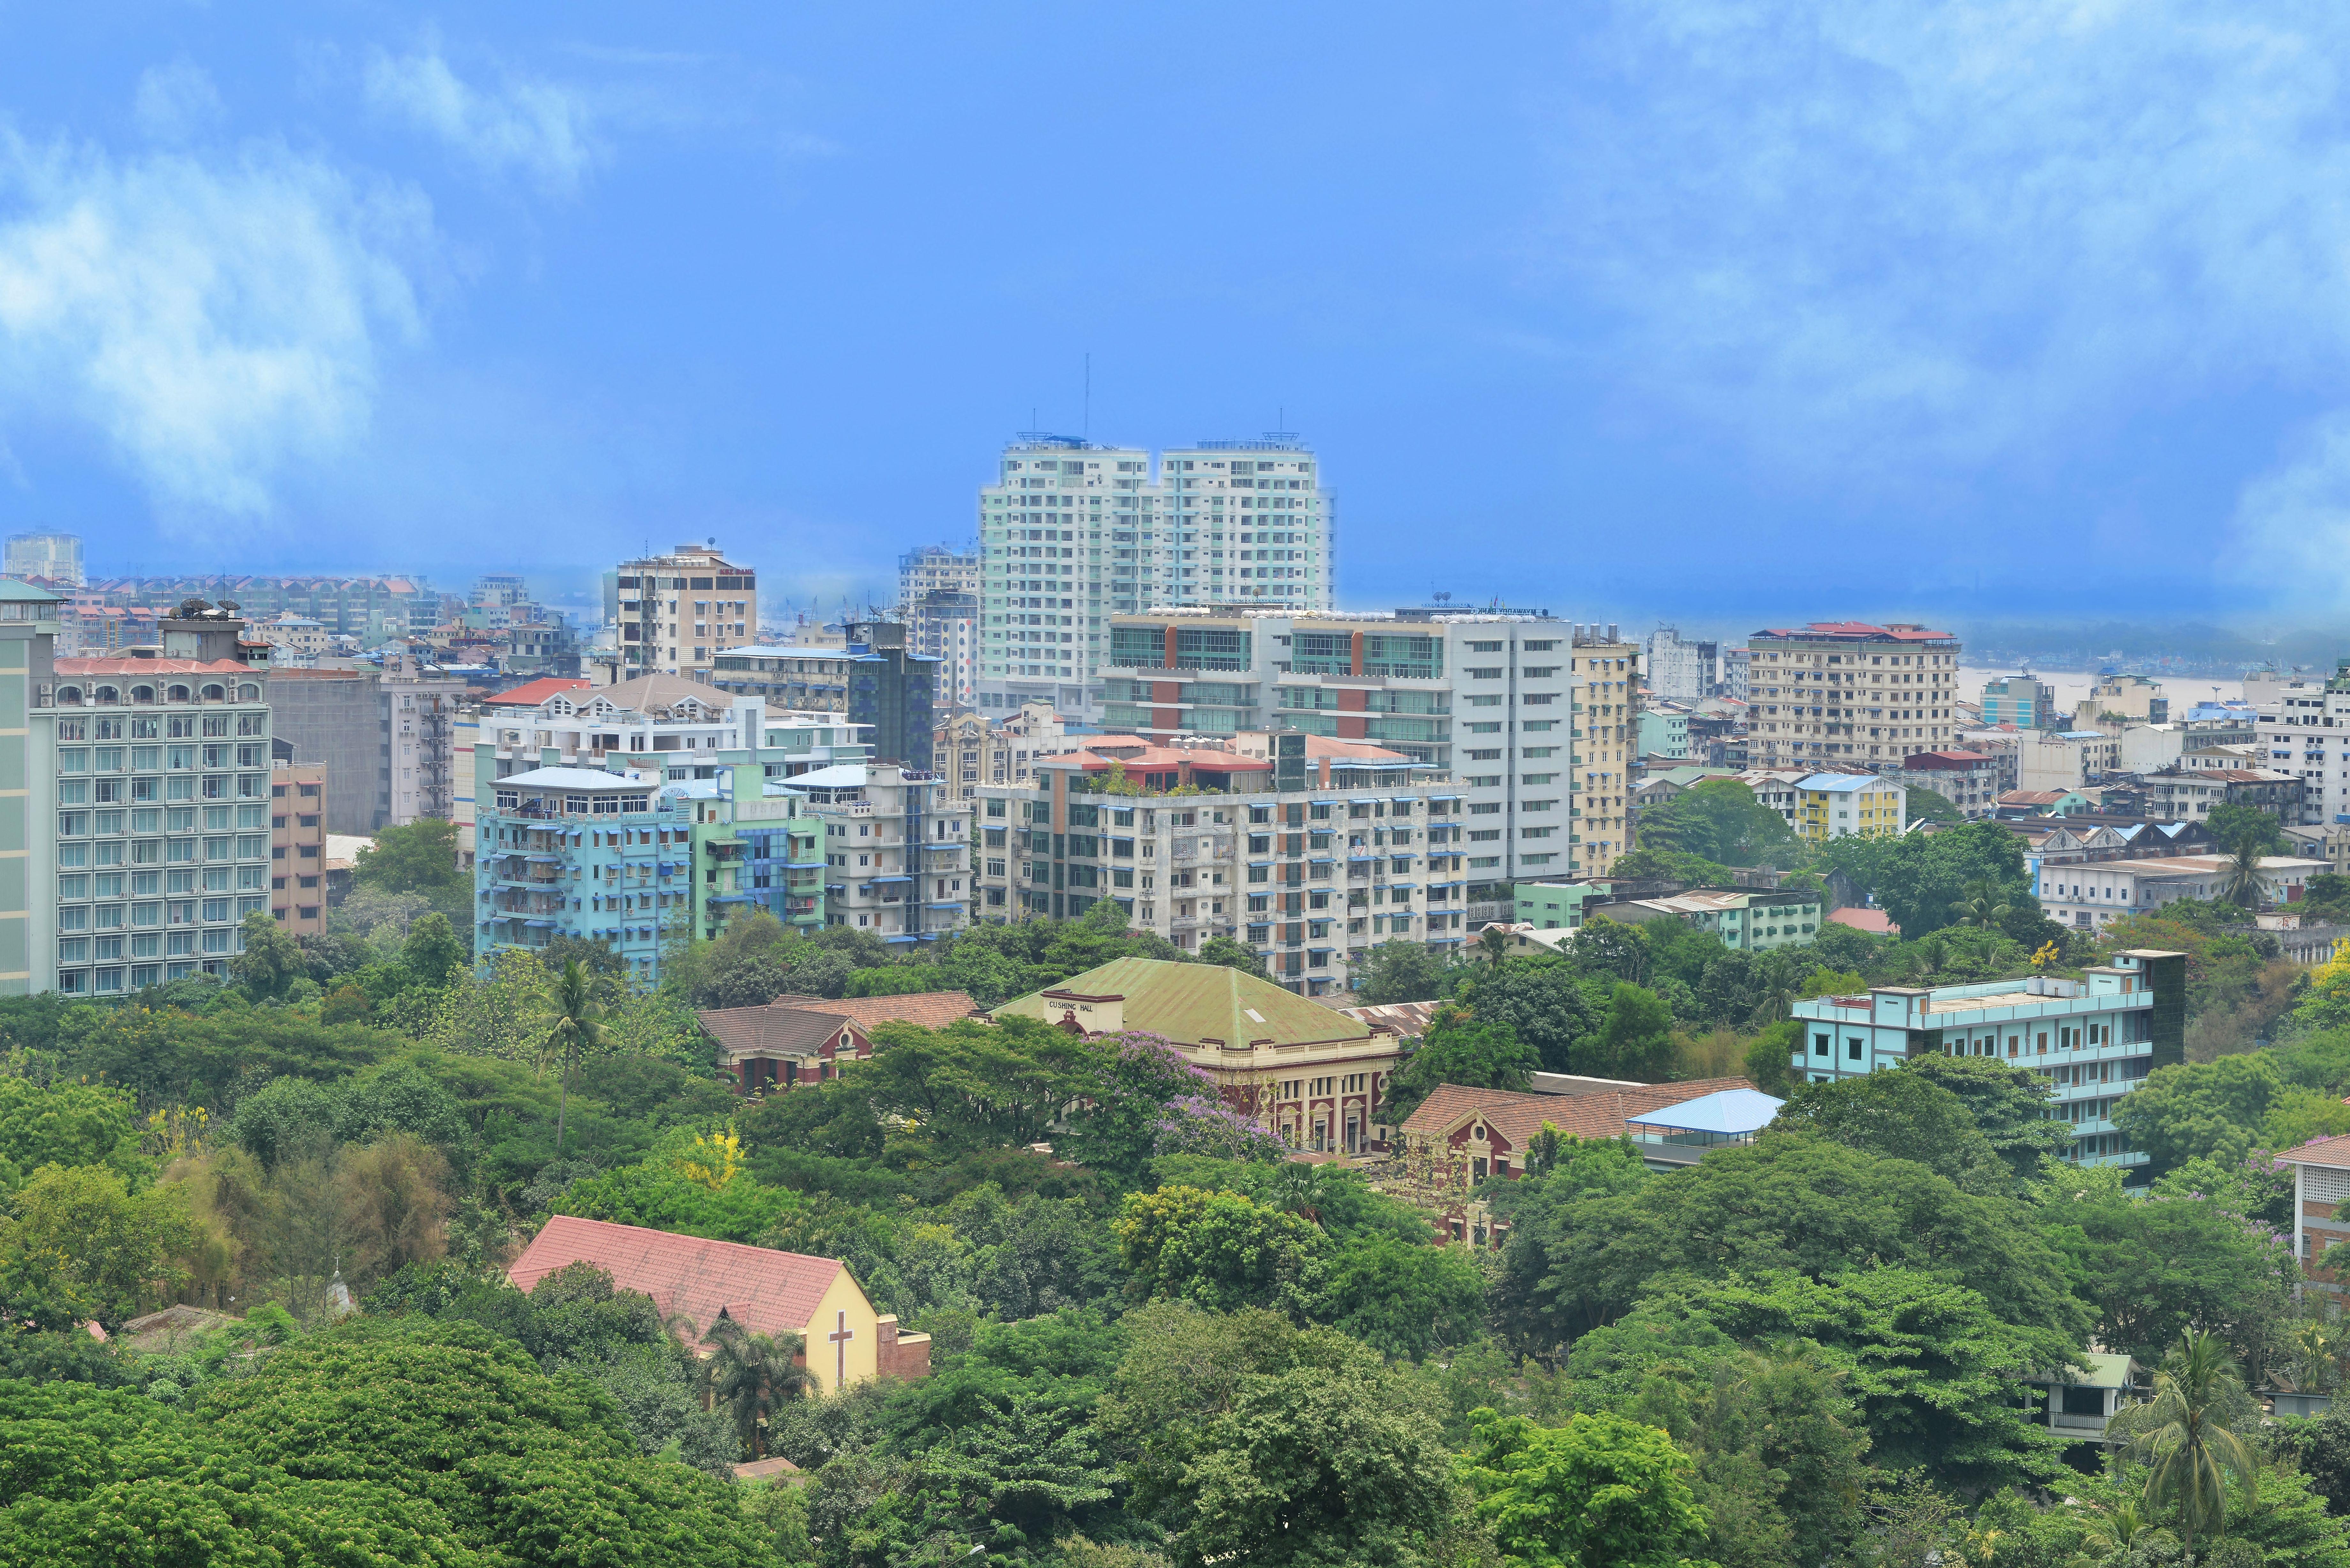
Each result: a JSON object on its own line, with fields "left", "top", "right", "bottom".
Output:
{"left": 49, "top": 607, "right": 276, "bottom": 997}
{"left": 0, "top": 581, "right": 64, "bottom": 993}
{"left": 2255, "top": 659, "right": 2350, "bottom": 827}
{"left": 1095, "top": 606, "right": 1616, "bottom": 916}
{"left": 899, "top": 547, "right": 980, "bottom": 710}
{"left": 1566, "top": 626, "right": 1639, "bottom": 876}
{"left": 1645, "top": 626, "right": 1719, "bottom": 702}
{"left": 611, "top": 543, "right": 758, "bottom": 679}
{"left": 975, "top": 435, "right": 1333, "bottom": 721}
{"left": 972, "top": 737, "right": 1465, "bottom": 993}
{"left": 1746, "top": 622, "right": 1963, "bottom": 770}
{"left": 6, "top": 533, "right": 82, "bottom": 587}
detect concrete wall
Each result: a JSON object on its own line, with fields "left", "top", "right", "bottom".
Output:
{"left": 267, "top": 670, "right": 381, "bottom": 835}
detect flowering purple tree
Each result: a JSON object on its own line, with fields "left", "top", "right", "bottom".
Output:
{"left": 1152, "top": 1093, "right": 1289, "bottom": 1164}
{"left": 1063, "top": 1031, "right": 1282, "bottom": 1179}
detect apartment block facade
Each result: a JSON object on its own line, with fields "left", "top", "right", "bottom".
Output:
{"left": 1093, "top": 608, "right": 1623, "bottom": 899}
{"left": 1793, "top": 773, "right": 1907, "bottom": 842}
{"left": 1981, "top": 674, "right": 2059, "bottom": 731}
{"left": 2256, "top": 659, "right": 2350, "bottom": 826}
{"left": 610, "top": 544, "right": 758, "bottom": 679}
{"left": 476, "top": 767, "right": 687, "bottom": 980}
{"left": 972, "top": 743, "right": 1465, "bottom": 995}
{"left": 899, "top": 546, "right": 981, "bottom": 710}
{"left": 49, "top": 644, "right": 275, "bottom": 997}
{"left": 792, "top": 764, "right": 972, "bottom": 945}
{"left": 937, "top": 703, "right": 1081, "bottom": 803}
{"left": 710, "top": 624, "right": 937, "bottom": 772}
{"left": 1747, "top": 621, "right": 1962, "bottom": 769}
{"left": 1790, "top": 951, "right": 2186, "bottom": 1170}
{"left": 269, "top": 759, "right": 329, "bottom": 936}
{"left": 975, "top": 436, "right": 1333, "bottom": 720}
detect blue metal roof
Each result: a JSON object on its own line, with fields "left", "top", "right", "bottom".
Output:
{"left": 1625, "top": 1087, "right": 1785, "bottom": 1136}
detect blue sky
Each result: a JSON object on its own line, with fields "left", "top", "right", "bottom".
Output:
{"left": 1, "top": 3, "right": 2347, "bottom": 631}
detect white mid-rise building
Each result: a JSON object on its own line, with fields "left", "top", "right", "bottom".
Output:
{"left": 2255, "top": 660, "right": 2350, "bottom": 826}
{"left": 975, "top": 435, "right": 1333, "bottom": 721}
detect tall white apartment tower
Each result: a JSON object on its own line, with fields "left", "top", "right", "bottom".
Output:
{"left": 976, "top": 435, "right": 1333, "bottom": 722}
{"left": 1157, "top": 440, "right": 1333, "bottom": 616}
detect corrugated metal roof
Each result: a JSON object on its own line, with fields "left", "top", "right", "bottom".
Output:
{"left": 995, "top": 955, "right": 1375, "bottom": 1049}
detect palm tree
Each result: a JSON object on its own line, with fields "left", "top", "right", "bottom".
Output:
{"left": 1476, "top": 923, "right": 1512, "bottom": 971}
{"left": 2126, "top": 1331, "right": 2259, "bottom": 1568}
{"left": 545, "top": 958, "right": 615, "bottom": 1157}
{"left": 1958, "top": 878, "right": 2012, "bottom": 930}
{"left": 701, "top": 1318, "right": 816, "bottom": 1459}
{"left": 2070, "top": 1500, "right": 2175, "bottom": 1564}
{"left": 2220, "top": 837, "right": 2265, "bottom": 910}
{"left": 1749, "top": 949, "right": 1808, "bottom": 1025}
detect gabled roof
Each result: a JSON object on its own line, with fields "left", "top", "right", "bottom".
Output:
{"left": 697, "top": 1004, "right": 855, "bottom": 1061}
{"left": 485, "top": 676, "right": 593, "bottom": 708}
{"left": 995, "top": 956, "right": 1376, "bottom": 1050}
{"left": 508, "top": 1215, "right": 848, "bottom": 1341}
{"left": 1402, "top": 1077, "right": 1761, "bottom": 1149}
{"left": 771, "top": 991, "right": 981, "bottom": 1031}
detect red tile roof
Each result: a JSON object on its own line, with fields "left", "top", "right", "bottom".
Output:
{"left": 2279, "top": 1134, "right": 2350, "bottom": 1169}
{"left": 1828, "top": 907, "right": 1899, "bottom": 936}
{"left": 770, "top": 991, "right": 981, "bottom": 1031}
{"left": 508, "top": 1215, "right": 845, "bottom": 1342}
{"left": 485, "top": 676, "right": 594, "bottom": 707}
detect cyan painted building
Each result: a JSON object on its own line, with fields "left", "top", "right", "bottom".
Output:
{"left": 668, "top": 763, "right": 828, "bottom": 939}
{"left": 476, "top": 767, "right": 690, "bottom": 978}
{"left": 1790, "top": 949, "right": 2185, "bottom": 1170}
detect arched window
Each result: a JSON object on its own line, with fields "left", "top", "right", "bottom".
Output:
{"left": 94, "top": 685, "right": 119, "bottom": 704}
{"left": 56, "top": 686, "right": 81, "bottom": 705}
{"left": 167, "top": 685, "right": 191, "bottom": 702}
{"left": 237, "top": 683, "right": 259, "bottom": 701}
{"left": 200, "top": 684, "right": 225, "bottom": 701}
{"left": 130, "top": 685, "right": 155, "bottom": 703}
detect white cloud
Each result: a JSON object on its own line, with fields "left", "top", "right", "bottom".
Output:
{"left": 133, "top": 61, "right": 225, "bottom": 143}
{"left": 0, "top": 133, "right": 427, "bottom": 516}
{"left": 1539, "top": 2, "right": 2350, "bottom": 486}
{"left": 364, "top": 47, "right": 596, "bottom": 195}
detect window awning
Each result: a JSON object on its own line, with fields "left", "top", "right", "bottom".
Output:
{"left": 1427, "top": 793, "right": 1460, "bottom": 801}
{"left": 870, "top": 874, "right": 914, "bottom": 884}
{"left": 1348, "top": 797, "right": 1380, "bottom": 804}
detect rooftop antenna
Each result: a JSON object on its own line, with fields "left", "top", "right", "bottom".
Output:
{"left": 1083, "top": 353, "right": 1091, "bottom": 441}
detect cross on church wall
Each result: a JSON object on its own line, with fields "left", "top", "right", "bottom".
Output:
{"left": 829, "top": 1308, "right": 854, "bottom": 1389}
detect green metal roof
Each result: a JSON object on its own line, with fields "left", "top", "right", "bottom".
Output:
{"left": 0, "top": 578, "right": 63, "bottom": 603}
{"left": 994, "top": 956, "right": 1372, "bottom": 1048}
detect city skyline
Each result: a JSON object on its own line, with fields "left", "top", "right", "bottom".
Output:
{"left": 3, "top": 9, "right": 2350, "bottom": 620}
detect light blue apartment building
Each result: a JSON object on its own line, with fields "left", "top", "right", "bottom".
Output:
{"left": 476, "top": 767, "right": 690, "bottom": 978}
{"left": 1790, "top": 949, "right": 2186, "bottom": 1170}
